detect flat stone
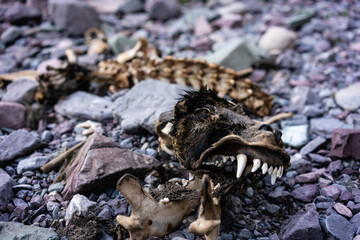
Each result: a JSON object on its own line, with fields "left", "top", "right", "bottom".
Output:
{"left": 204, "top": 38, "right": 265, "bottom": 71}
{"left": 0, "top": 221, "right": 58, "bottom": 239}
{"left": 280, "top": 204, "right": 323, "bottom": 240}
{"left": 54, "top": 91, "right": 113, "bottom": 121}
{"left": 217, "top": 2, "right": 248, "bottom": 15}
{"left": 310, "top": 117, "right": 344, "bottom": 138}
{"left": 117, "top": 0, "right": 143, "bottom": 13}
{"left": 321, "top": 185, "right": 341, "bottom": 200}
{"left": 295, "top": 168, "right": 325, "bottom": 183}
{"left": 0, "top": 55, "right": 17, "bottom": 74}
{"left": 48, "top": 182, "right": 64, "bottom": 193}
{"left": 145, "top": 0, "right": 181, "bottom": 21}
{"left": 327, "top": 160, "right": 344, "bottom": 177}
{"left": 259, "top": 26, "right": 297, "bottom": 51}
{"left": 185, "top": 7, "right": 218, "bottom": 25}
{"left": 292, "top": 184, "right": 319, "bottom": 203}
{"left": 0, "top": 168, "right": 15, "bottom": 211}
{"left": 0, "top": 129, "right": 41, "bottom": 164}
{"left": 194, "top": 16, "right": 212, "bottom": 37}
{"left": 350, "top": 212, "right": 360, "bottom": 230}
{"left": 0, "top": 102, "right": 26, "bottom": 130}
{"left": 2, "top": 78, "right": 39, "bottom": 105}
{"left": 319, "top": 177, "right": 332, "bottom": 189}
{"left": 290, "top": 86, "right": 319, "bottom": 112}
{"left": 64, "top": 194, "right": 96, "bottom": 224}
{"left": 309, "top": 154, "right": 332, "bottom": 166}
{"left": 17, "top": 156, "right": 50, "bottom": 174}
{"left": 340, "top": 190, "right": 354, "bottom": 201}
{"left": 113, "top": 79, "right": 188, "bottom": 134}
{"left": 49, "top": 0, "right": 99, "bottom": 35}
{"left": 330, "top": 129, "right": 360, "bottom": 160}
{"left": 335, "top": 83, "right": 360, "bottom": 111}
{"left": 282, "top": 124, "right": 309, "bottom": 148}
{"left": 325, "top": 214, "right": 356, "bottom": 240}
{"left": 0, "top": 26, "right": 22, "bottom": 44}
{"left": 108, "top": 33, "right": 137, "bottom": 55}
{"left": 334, "top": 203, "right": 353, "bottom": 218}
{"left": 287, "top": 155, "right": 312, "bottom": 174}
{"left": 287, "top": 9, "right": 316, "bottom": 28}
{"left": 62, "top": 133, "right": 160, "bottom": 199}
{"left": 4, "top": 4, "right": 41, "bottom": 25}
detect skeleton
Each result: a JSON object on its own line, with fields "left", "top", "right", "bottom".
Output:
{"left": 116, "top": 89, "right": 290, "bottom": 239}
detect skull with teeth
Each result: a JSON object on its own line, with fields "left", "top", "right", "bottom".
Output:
{"left": 155, "top": 89, "right": 290, "bottom": 188}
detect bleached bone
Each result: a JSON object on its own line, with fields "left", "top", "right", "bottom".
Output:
{"left": 116, "top": 174, "right": 200, "bottom": 240}
{"left": 188, "top": 175, "right": 221, "bottom": 240}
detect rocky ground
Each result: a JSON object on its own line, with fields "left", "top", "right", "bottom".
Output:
{"left": 0, "top": 0, "right": 360, "bottom": 239}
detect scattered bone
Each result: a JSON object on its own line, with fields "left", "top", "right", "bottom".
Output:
{"left": 251, "top": 159, "right": 261, "bottom": 172}
{"left": 236, "top": 154, "right": 247, "bottom": 178}
{"left": 76, "top": 120, "right": 103, "bottom": 135}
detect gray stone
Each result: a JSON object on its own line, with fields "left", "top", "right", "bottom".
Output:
{"left": 266, "top": 204, "right": 280, "bottom": 216}
{"left": 185, "top": 7, "right": 218, "bottom": 25}
{"left": 0, "top": 26, "right": 22, "bottom": 44}
{"left": 117, "top": 0, "right": 143, "bottom": 13}
{"left": 325, "top": 214, "right": 356, "bottom": 240}
{"left": 238, "top": 228, "right": 253, "bottom": 239}
{"left": 217, "top": 2, "right": 248, "bottom": 15}
{"left": 292, "top": 184, "right": 319, "bottom": 203}
{"left": 302, "top": 105, "right": 324, "bottom": 117}
{"left": 259, "top": 26, "right": 297, "bottom": 51}
{"left": 49, "top": 0, "right": 99, "bottom": 35}
{"left": 3, "top": 4, "right": 41, "bottom": 25}
{"left": 310, "top": 117, "right": 344, "bottom": 138}
{"left": 0, "top": 129, "right": 41, "bottom": 164}
{"left": 46, "top": 201, "right": 60, "bottom": 212}
{"left": 65, "top": 194, "right": 96, "bottom": 224}
{"left": 282, "top": 124, "right": 309, "bottom": 148}
{"left": 97, "top": 205, "right": 113, "bottom": 219}
{"left": 145, "top": 0, "right": 181, "bottom": 21}
{"left": 350, "top": 213, "right": 360, "bottom": 230}
{"left": 2, "top": 78, "right": 39, "bottom": 105}
{"left": 287, "top": 155, "right": 312, "bottom": 174}
{"left": 113, "top": 79, "right": 189, "bottom": 134}
{"left": 120, "top": 138, "right": 133, "bottom": 149}
{"left": 0, "top": 168, "right": 15, "bottom": 211}
{"left": 0, "top": 221, "right": 58, "bottom": 240}
{"left": 48, "top": 182, "right": 64, "bottom": 193}
{"left": 204, "top": 38, "right": 266, "bottom": 71}
{"left": 335, "top": 83, "right": 360, "bottom": 111}
{"left": 280, "top": 204, "right": 323, "bottom": 240}
{"left": 290, "top": 86, "right": 319, "bottom": 111}
{"left": 287, "top": 9, "right": 316, "bottom": 28}
{"left": 108, "top": 33, "right": 137, "bottom": 55}
{"left": 321, "top": 185, "right": 341, "bottom": 200}
{"left": 54, "top": 91, "right": 113, "bottom": 121}
{"left": 17, "top": 156, "right": 49, "bottom": 174}
{"left": 0, "top": 102, "right": 26, "bottom": 130}
{"left": 300, "top": 136, "right": 327, "bottom": 156}
{"left": 0, "top": 54, "right": 17, "bottom": 74}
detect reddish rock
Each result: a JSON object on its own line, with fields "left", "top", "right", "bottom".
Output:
{"left": 0, "top": 102, "right": 26, "bottom": 129}
{"left": 295, "top": 168, "right": 325, "bottom": 183}
{"left": 321, "top": 185, "right": 341, "bottom": 200}
{"left": 51, "top": 120, "right": 74, "bottom": 137}
{"left": 319, "top": 177, "right": 332, "bottom": 189}
{"left": 330, "top": 129, "right": 360, "bottom": 160}
{"left": 292, "top": 184, "right": 319, "bottom": 203}
{"left": 62, "top": 133, "right": 160, "bottom": 199}
{"left": 334, "top": 203, "right": 353, "bottom": 218}
{"left": 340, "top": 190, "right": 354, "bottom": 201}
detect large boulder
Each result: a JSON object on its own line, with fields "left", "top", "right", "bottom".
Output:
{"left": 113, "top": 79, "right": 189, "bottom": 134}
{"left": 0, "top": 168, "right": 15, "bottom": 211}
{"left": 49, "top": 0, "right": 100, "bottom": 35}
{"left": 62, "top": 133, "right": 160, "bottom": 200}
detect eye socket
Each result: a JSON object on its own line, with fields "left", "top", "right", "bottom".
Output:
{"left": 194, "top": 108, "right": 212, "bottom": 114}
{"left": 258, "top": 124, "right": 273, "bottom": 132}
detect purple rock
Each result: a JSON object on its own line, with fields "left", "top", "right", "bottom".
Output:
{"left": 194, "top": 16, "right": 212, "bottom": 37}
{"left": 350, "top": 212, "right": 360, "bottom": 229}
{"left": 0, "top": 169, "right": 15, "bottom": 211}
{"left": 292, "top": 184, "right": 319, "bottom": 203}
{"left": 295, "top": 168, "right": 325, "bottom": 183}
{"left": 0, "top": 129, "right": 41, "bottom": 164}
{"left": 0, "top": 102, "right": 26, "bottom": 130}
{"left": 2, "top": 78, "right": 39, "bottom": 105}
{"left": 325, "top": 214, "right": 355, "bottom": 240}
{"left": 145, "top": 0, "right": 181, "bottom": 21}
{"left": 310, "top": 117, "right": 344, "bottom": 138}
{"left": 309, "top": 153, "right": 332, "bottom": 166}
{"left": 51, "top": 120, "right": 74, "bottom": 137}
{"left": 213, "top": 14, "right": 243, "bottom": 28}
{"left": 13, "top": 206, "right": 28, "bottom": 221}
{"left": 108, "top": 199, "right": 128, "bottom": 216}
{"left": 327, "top": 160, "right": 344, "bottom": 177}
{"left": 30, "top": 195, "right": 43, "bottom": 209}
{"left": 97, "top": 205, "right": 113, "bottom": 220}
{"left": 330, "top": 129, "right": 360, "bottom": 160}
{"left": 300, "top": 136, "right": 327, "bottom": 156}
{"left": 13, "top": 198, "right": 28, "bottom": 208}
{"left": 321, "top": 185, "right": 341, "bottom": 200}
{"left": 340, "top": 190, "right": 354, "bottom": 201}
{"left": 319, "top": 177, "right": 332, "bottom": 188}
{"left": 4, "top": 4, "right": 41, "bottom": 25}
{"left": 348, "top": 204, "right": 360, "bottom": 215}
{"left": 334, "top": 203, "right": 353, "bottom": 218}
{"left": 0, "top": 213, "right": 9, "bottom": 222}
{"left": 316, "top": 202, "right": 335, "bottom": 210}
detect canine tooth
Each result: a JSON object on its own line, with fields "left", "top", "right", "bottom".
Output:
{"left": 277, "top": 166, "right": 283, "bottom": 178}
{"left": 236, "top": 154, "right": 247, "bottom": 178}
{"left": 262, "top": 163, "right": 268, "bottom": 174}
{"left": 268, "top": 166, "right": 273, "bottom": 175}
{"left": 230, "top": 156, "right": 235, "bottom": 162}
{"left": 214, "top": 183, "right": 220, "bottom": 190}
{"left": 271, "top": 173, "right": 277, "bottom": 185}
{"left": 251, "top": 159, "right": 261, "bottom": 172}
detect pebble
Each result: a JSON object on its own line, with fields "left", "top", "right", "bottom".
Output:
{"left": 325, "top": 214, "right": 356, "bottom": 240}
{"left": 48, "top": 183, "right": 64, "bottom": 193}
{"left": 334, "top": 203, "right": 353, "bottom": 218}
{"left": 321, "top": 185, "right": 341, "bottom": 201}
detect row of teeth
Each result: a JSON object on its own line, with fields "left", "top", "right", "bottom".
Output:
{"left": 203, "top": 154, "right": 284, "bottom": 185}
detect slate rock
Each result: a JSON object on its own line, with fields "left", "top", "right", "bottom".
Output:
{"left": 302, "top": 105, "right": 324, "bottom": 117}
{"left": 113, "top": 79, "right": 188, "bottom": 134}
{"left": 335, "top": 83, "right": 360, "bottom": 111}
{"left": 2, "top": 78, "right": 39, "bottom": 105}
{"left": 330, "top": 129, "right": 360, "bottom": 160}
{"left": 49, "top": 0, "right": 99, "bottom": 35}
{"left": 0, "top": 102, "right": 26, "bottom": 130}
{"left": 204, "top": 38, "right": 265, "bottom": 71}
{"left": 327, "top": 160, "right": 344, "bottom": 177}
{"left": 64, "top": 194, "right": 96, "bottom": 224}
{"left": 62, "top": 133, "right": 160, "bottom": 199}
{"left": 54, "top": 91, "right": 113, "bottom": 121}
{"left": 0, "top": 168, "right": 15, "bottom": 211}
{"left": 0, "top": 26, "right": 22, "bottom": 44}
{"left": 117, "top": 0, "right": 143, "bottom": 14}
{"left": 321, "top": 185, "right": 341, "bottom": 200}
{"left": 290, "top": 86, "right": 319, "bottom": 111}
{"left": 51, "top": 120, "right": 74, "bottom": 137}
{"left": 0, "top": 129, "right": 41, "bottom": 164}
{"left": 0, "top": 55, "right": 17, "bottom": 74}
{"left": 287, "top": 9, "right": 316, "bottom": 29}
{"left": 282, "top": 124, "right": 309, "bottom": 148}
{"left": 309, "top": 154, "right": 332, "bottom": 166}
{"left": 310, "top": 117, "right": 344, "bottom": 138}
{"left": 295, "top": 168, "right": 325, "bottom": 183}
{"left": 0, "top": 221, "right": 58, "bottom": 239}
{"left": 258, "top": 26, "right": 297, "bottom": 51}
{"left": 4, "top": 4, "right": 41, "bottom": 25}
{"left": 17, "top": 156, "right": 49, "bottom": 174}
{"left": 48, "top": 182, "right": 64, "bottom": 193}
{"left": 292, "top": 184, "right": 319, "bottom": 203}
{"left": 325, "top": 214, "right": 356, "bottom": 240}
{"left": 287, "top": 155, "right": 312, "bottom": 174}
{"left": 350, "top": 212, "right": 360, "bottom": 230}
{"left": 280, "top": 204, "right": 323, "bottom": 240}
{"left": 145, "top": 0, "right": 181, "bottom": 21}
{"left": 185, "top": 7, "right": 218, "bottom": 25}
{"left": 108, "top": 198, "right": 128, "bottom": 216}
{"left": 108, "top": 33, "right": 137, "bottom": 55}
